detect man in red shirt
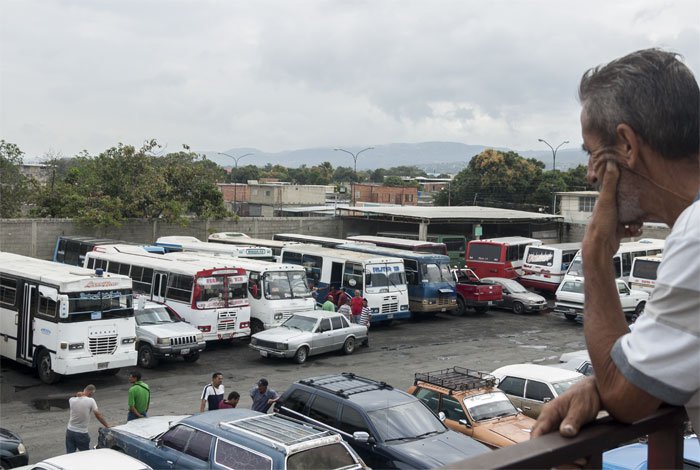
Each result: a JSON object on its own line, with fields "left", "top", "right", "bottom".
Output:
{"left": 350, "top": 290, "right": 363, "bottom": 323}
{"left": 218, "top": 391, "right": 240, "bottom": 409}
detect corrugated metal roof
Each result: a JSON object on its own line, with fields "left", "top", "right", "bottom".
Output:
{"left": 336, "top": 205, "right": 562, "bottom": 223}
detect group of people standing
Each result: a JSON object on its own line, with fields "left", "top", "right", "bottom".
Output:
{"left": 200, "top": 372, "right": 278, "bottom": 414}
{"left": 321, "top": 287, "right": 372, "bottom": 326}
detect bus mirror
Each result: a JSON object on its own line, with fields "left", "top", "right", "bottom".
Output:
{"left": 58, "top": 295, "right": 70, "bottom": 319}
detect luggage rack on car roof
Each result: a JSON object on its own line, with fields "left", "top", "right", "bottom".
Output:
{"left": 299, "top": 372, "right": 394, "bottom": 399}
{"left": 414, "top": 367, "right": 497, "bottom": 392}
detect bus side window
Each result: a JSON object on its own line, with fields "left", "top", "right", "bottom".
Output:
{"left": 404, "top": 260, "right": 419, "bottom": 285}
{"left": 248, "top": 273, "right": 261, "bottom": 299}
{"left": 302, "top": 255, "right": 322, "bottom": 285}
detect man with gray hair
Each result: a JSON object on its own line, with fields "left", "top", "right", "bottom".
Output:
{"left": 533, "top": 48, "right": 699, "bottom": 439}
{"left": 66, "top": 384, "right": 110, "bottom": 453}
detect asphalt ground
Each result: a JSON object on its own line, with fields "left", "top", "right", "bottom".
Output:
{"left": 0, "top": 306, "right": 587, "bottom": 464}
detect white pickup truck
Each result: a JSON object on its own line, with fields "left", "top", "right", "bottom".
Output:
{"left": 554, "top": 277, "right": 648, "bottom": 323}
{"left": 134, "top": 300, "right": 206, "bottom": 368}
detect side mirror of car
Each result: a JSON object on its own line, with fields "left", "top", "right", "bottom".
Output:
{"left": 438, "top": 411, "right": 446, "bottom": 422}
{"left": 459, "top": 418, "right": 471, "bottom": 428}
{"left": 352, "top": 431, "right": 372, "bottom": 444}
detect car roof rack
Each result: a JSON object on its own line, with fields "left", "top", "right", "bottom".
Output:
{"left": 299, "top": 372, "right": 393, "bottom": 399}
{"left": 414, "top": 367, "right": 497, "bottom": 392}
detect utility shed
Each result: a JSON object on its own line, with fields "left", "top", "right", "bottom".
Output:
{"left": 336, "top": 205, "right": 563, "bottom": 243}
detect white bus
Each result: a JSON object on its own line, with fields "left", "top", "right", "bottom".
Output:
{"left": 0, "top": 252, "right": 137, "bottom": 384}
{"left": 85, "top": 245, "right": 251, "bottom": 342}
{"left": 564, "top": 238, "right": 665, "bottom": 283}
{"left": 519, "top": 242, "right": 581, "bottom": 292}
{"left": 208, "top": 232, "right": 300, "bottom": 260}
{"left": 628, "top": 254, "right": 663, "bottom": 294}
{"left": 280, "top": 245, "right": 410, "bottom": 324}
{"left": 154, "top": 236, "right": 275, "bottom": 262}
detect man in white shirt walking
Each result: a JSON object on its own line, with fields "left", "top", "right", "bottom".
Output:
{"left": 66, "top": 384, "right": 109, "bottom": 453}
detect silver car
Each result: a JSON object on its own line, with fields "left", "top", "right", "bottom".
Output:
{"left": 249, "top": 310, "right": 368, "bottom": 364}
{"left": 481, "top": 277, "right": 548, "bottom": 314}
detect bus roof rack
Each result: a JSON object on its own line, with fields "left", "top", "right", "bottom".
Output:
{"left": 414, "top": 367, "right": 497, "bottom": 392}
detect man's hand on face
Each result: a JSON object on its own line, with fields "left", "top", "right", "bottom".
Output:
{"left": 531, "top": 376, "right": 602, "bottom": 438}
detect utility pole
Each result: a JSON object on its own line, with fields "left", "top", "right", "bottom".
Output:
{"left": 218, "top": 152, "right": 253, "bottom": 215}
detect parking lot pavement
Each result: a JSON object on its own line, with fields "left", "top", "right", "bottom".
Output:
{"left": 0, "top": 308, "right": 585, "bottom": 463}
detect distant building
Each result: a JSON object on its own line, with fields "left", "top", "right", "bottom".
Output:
{"left": 555, "top": 191, "right": 598, "bottom": 224}
{"left": 217, "top": 182, "right": 329, "bottom": 216}
{"left": 351, "top": 183, "right": 418, "bottom": 206}
{"left": 400, "top": 176, "right": 452, "bottom": 206}
{"left": 19, "top": 163, "right": 51, "bottom": 185}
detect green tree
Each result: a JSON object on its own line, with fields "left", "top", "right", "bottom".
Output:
{"left": 333, "top": 166, "right": 356, "bottom": 183}
{"left": 230, "top": 164, "right": 261, "bottom": 184}
{"left": 0, "top": 140, "right": 31, "bottom": 218}
{"left": 561, "top": 165, "right": 595, "bottom": 191}
{"left": 384, "top": 165, "right": 428, "bottom": 177}
{"left": 383, "top": 176, "right": 406, "bottom": 187}
{"left": 532, "top": 171, "right": 568, "bottom": 211}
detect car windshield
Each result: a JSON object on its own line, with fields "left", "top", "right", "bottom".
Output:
{"left": 281, "top": 315, "right": 317, "bottom": 332}
{"left": 498, "top": 279, "right": 528, "bottom": 293}
{"left": 135, "top": 305, "right": 179, "bottom": 325}
{"left": 367, "top": 400, "right": 445, "bottom": 442}
{"left": 463, "top": 392, "right": 518, "bottom": 421}
{"left": 567, "top": 257, "right": 583, "bottom": 277}
{"left": 552, "top": 377, "right": 584, "bottom": 396}
{"left": 263, "top": 271, "right": 311, "bottom": 300}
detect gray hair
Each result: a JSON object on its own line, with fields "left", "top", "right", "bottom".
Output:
{"left": 579, "top": 48, "right": 699, "bottom": 159}
{"left": 84, "top": 384, "right": 96, "bottom": 393}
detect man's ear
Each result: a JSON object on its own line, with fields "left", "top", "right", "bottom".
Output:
{"left": 615, "top": 123, "right": 641, "bottom": 168}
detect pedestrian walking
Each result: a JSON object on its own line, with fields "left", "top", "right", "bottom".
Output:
{"left": 66, "top": 384, "right": 109, "bottom": 453}
{"left": 250, "top": 378, "right": 279, "bottom": 413}
{"left": 360, "top": 298, "right": 372, "bottom": 347}
{"left": 350, "top": 290, "right": 363, "bottom": 321}
{"left": 127, "top": 371, "right": 150, "bottom": 421}
{"left": 218, "top": 391, "right": 240, "bottom": 409}
{"left": 337, "top": 297, "right": 352, "bottom": 322}
{"left": 322, "top": 294, "right": 336, "bottom": 312}
{"left": 200, "top": 372, "right": 225, "bottom": 412}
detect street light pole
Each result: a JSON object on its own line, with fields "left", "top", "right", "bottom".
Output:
{"left": 334, "top": 146, "right": 374, "bottom": 206}
{"left": 218, "top": 152, "right": 253, "bottom": 215}
{"left": 537, "top": 139, "right": 569, "bottom": 171}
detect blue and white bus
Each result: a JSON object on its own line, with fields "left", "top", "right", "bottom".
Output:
{"left": 338, "top": 243, "right": 457, "bottom": 315}
{"left": 280, "top": 245, "right": 410, "bottom": 324}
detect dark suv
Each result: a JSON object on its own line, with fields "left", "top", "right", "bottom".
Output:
{"left": 274, "top": 372, "right": 489, "bottom": 469}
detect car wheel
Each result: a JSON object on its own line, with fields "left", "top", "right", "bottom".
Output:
{"left": 183, "top": 351, "right": 200, "bottom": 363}
{"left": 138, "top": 344, "right": 159, "bottom": 369}
{"left": 564, "top": 313, "right": 577, "bottom": 321}
{"left": 451, "top": 297, "right": 466, "bottom": 316}
{"left": 342, "top": 337, "right": 355, "bottom": 355}
{"left": 512, "top": 301, "right": 525, "bottom": 315}
{"left": 250, "top": 319, "right": 264, "bottom": 335}
{"left": 634, "top": 301, "right": 646, "bottom": 317}
{"left": 293, "top": 346, "right": 309, "bottom": 364}
{"left": 36, "top": 349, "right": 60, "bottom": 384}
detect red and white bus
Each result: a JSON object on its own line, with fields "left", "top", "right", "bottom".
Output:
{"left": 84, "top": 245, "right": 250, "bottom": 341}
{"left": 518, "top": 243, "right": 581, "bottom": 292}
{"left": 465, "top": 236, "right": 542, "bottom": 279}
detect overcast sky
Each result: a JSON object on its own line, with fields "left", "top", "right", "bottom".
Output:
{"left": 2, "top": 0, "right": 699, "bottom": 160}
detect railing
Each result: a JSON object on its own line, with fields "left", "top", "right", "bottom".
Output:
{"left": 444, "top": 406, "right": 687, "bottom": 469}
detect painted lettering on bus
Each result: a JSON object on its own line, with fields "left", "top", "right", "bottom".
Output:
{"left": 526, "top": 253, "right": 554, "bottom": 264}
{"left": 85, "top": 280, "right": 120, "bottom": 288}
{"left": 371, "top": 266, "right": 401, "bottom": 273}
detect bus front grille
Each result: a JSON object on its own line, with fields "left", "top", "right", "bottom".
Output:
{"left": 170, "top": 335, "right": 198, "bottom": 346}
{"left": 438, "top": 296, "right": 452, "bottom": 305}
{"left": 89, "top": 336, "right": 117, "bottom": 355}
{"left": 382, "top": 303, "right": 398, "bottom": 313}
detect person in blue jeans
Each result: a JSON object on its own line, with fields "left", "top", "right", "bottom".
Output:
{"left": 66, "top": 384, "right": 110, "bottom": 453}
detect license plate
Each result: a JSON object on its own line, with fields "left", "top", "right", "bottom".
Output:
{"left": 487, "top": 301, "right": 493, "bottom": 306}
{"left": 260, "top": 350, "right": 268, "bottom": 358}
{"left": 441, "top": 308, "right": 446, "bottom": 312}
{"left": 567, "top": 308, "right": 576, "bottom": 313}
{"left": 180, "top": 348, "right": 190, "bottom": 355}
{"left": 97, "top": 362, "right": 108, "bottom": 369}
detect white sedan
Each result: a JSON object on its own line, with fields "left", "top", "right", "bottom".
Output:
{"left": 249, "top": 310, "right": 368, "bottom": 364}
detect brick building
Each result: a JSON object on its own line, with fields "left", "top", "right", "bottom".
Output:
{"left": 351, "top": 183, "right": 418, "bottom": 206}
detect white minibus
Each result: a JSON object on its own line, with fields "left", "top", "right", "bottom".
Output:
{"left": 628, "top": 254, "right": 663, "bottom": 294}
{"left": 85, "top": 245, "right": 250, "bottom": 341}
{"left": 0, "top": 252, "right": 137, "bottom": 383}
{"left": 280, "top": 245, "right": 410, "bottom": 324}
{"left": 208, "top": 232, "right": 300, "bottom": 260}
{"left": 519, "top": 243, "right": 581, "bottom": 292}
{"left": 155, "top": 236, "right": 274, "bottom": 262}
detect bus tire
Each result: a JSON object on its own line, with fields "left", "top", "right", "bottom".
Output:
{"left": 451, "top": 298, "right": 466, "bottom": 316}
{"left": 512, "top": 302, "right": 525, "bottom": 315}
{"left": 138, "top": 344, "right": 159, "bottom": 369}
{"left": 293, "top": 346, "right": 309, "bottom": 364}
{"left": 342, "top": 337, "right": 355, "bottom": 355}
{"left": 36, "top": 349, "right": 60, "bottom": 384}
{"left": 250, "top": 319, "right": 265, "bottom": 336}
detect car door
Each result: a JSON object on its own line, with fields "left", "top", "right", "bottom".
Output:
{"left": 497, "top": 376, "right": 526, "bottom": 413}
{"left": 522, "top": 380, "right": 555, "bottom": 418}
{"left": 329, "top": 315, "right": 347, "bottom": 350}
{"left": 440, "top": 394, "right": 473, "bottom": 438}
{"left": 146, "top": 424, "right": 193, "bottom": 469}
{"left": 174, "top": 428, "right": 214, "bottom": 469}
{"left": 616, "top": 280, "right": 635, "bottom": 312}
{"left": 312, "top": 318, "right": 335, "bottom": 354}
{"left": 497, "top": 281, "right": 514, "bottom": 309}
{"left": 338, "top": 404, "right": 388, "bottom": 469}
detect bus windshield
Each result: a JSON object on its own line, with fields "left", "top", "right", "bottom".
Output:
{"left": 195, "top": 275, "right": 228, "bottom": 308}
{"left": 67, "top": 289, "right": 133, "bottom": 321}
{"left": 364, "top": 264, "right": 406, "bottom": 291}
{"left": 226, "top": 276, "right": 248, "bottom": 307}
{"left": 421, "top": 263, "right": 454, "bottom": 284}
{"left": 263, "top": 271, "right": 311, "bottom": 300}
{"left": 468, "top": 243, "right": 502, "bottom": 262}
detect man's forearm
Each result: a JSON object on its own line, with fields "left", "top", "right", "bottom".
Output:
{"left": 94, "top": 411, "right": 109, "bottom": 428}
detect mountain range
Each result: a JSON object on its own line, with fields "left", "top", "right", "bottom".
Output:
{"left": 204, "top": 142, "right": 588, "bottom": 174}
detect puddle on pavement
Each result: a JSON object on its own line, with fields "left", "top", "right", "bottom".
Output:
{"left": 32, "top": 397, "right": 70, "bottom": 411}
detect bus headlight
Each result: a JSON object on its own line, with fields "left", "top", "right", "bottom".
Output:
{"left": 400, "top": 305, "right": 409, "bottom": 311}
{"left": 121, "top": 337, "right": 136, "bottom": 345}
{"left": 68, "top": 342, "right": 84, "bottom": 350}
{"left": 371, "top": 308, "right": 380, "bottom": 314}
{"left": 274, "top": 313, "right": 283, "bottom": 320}
{"left": 156, "top": 337, "right": 171, "bottom": 345}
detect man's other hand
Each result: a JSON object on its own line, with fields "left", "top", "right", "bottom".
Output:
{"left": 532, "top": 376, "right": 601, "bottom": 438}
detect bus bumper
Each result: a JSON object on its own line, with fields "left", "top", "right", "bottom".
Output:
{"left": 52, "top": 351, "right": 137, "bottom": 375}
{"left": 409, "top": 298, "right": 458, "bottom": 313}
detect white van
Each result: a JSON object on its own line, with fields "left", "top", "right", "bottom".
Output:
{"left": 554, "top": 277, "right": 648, "bottom": 322}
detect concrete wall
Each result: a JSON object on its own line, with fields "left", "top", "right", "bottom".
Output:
{"left": 0, "top": 217, "right": 344, "bottom": 260}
